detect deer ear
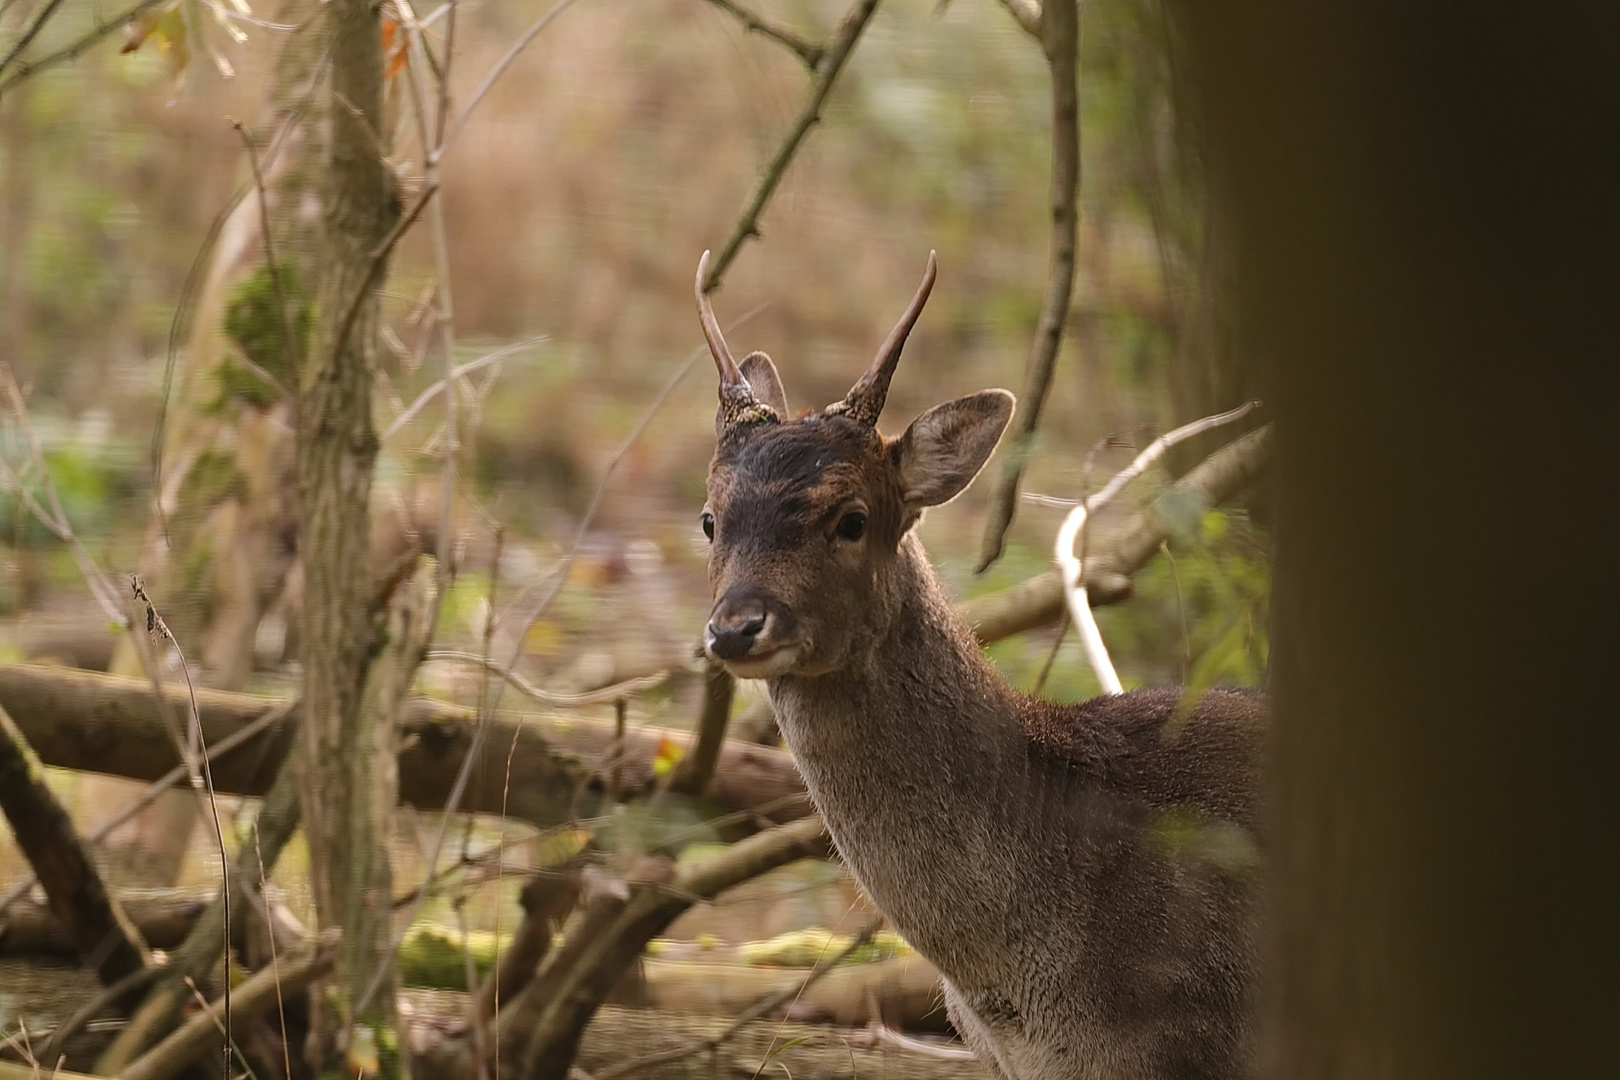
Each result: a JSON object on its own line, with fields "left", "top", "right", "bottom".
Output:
{"left": 717, "top": 352, "right": 789, "bottom": 436}
{"left": 740, "top": 352, "right": 788, "bottom": 417}
{"left": 894, "top": 390, "right": 1015, "bottom": 509}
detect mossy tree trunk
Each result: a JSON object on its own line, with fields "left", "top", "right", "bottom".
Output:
{"left": 99, "top": 0, "right": 328, "bottom": 888}
{"left": 296, "top": 0, "right": 409, "bottom": 1073}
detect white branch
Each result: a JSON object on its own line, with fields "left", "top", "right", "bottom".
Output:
{"left": 1054, "top": 401, "right": 1260, "bottom": 695}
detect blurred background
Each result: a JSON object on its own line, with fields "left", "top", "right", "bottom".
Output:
{"left": 0, "top": 0, "right": 1270, "bottom": 1071}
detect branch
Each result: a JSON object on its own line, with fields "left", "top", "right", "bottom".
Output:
{"left": 594, "top": 912, "right": 884, "bottom": 1080}
{"left": 975, "top": 0, "right": 1081, "bottom": 571}
{"left": 119, "top": 930, "right": 342, "bottom": 1080}
{"left": 0, "top": 0, "right": 172, "bottom": 99}
{"left": 701, "top": 0, "right": 824, "bottom": 71}
{"left": 701, "top": 0, "right": 883, "bottom": 291}
{"left": 0, "top": 0, "right": 68, "bottom": 83}
{"left": 0, "top": 702, "right": 149, "bottom": 993}
{"left": 513, "top": 815, "right": 832, "bottom": 1080}
{"left": 0, "top": 663, "right": 812, "bottom": 831}
{"left": 963, "top": 422, "right": 1273, "bottom": 643}
{"left": 0, "top": 699, "right": 293, "bottom": 919}
{"left": 671, "top": 657, "right": 733, "bottom": 796}
{"left": 92, "top": 752, "right": 303, "bottom": 1074}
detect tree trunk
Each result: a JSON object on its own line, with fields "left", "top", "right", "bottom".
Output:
{"left": 1174, "top": 2, "right": 1620, "bottom": 1077}
{"left": 295, "top": 0, "right": 403, "bottom": 1069}
{"left": 95, "top": 0, "right": 327, "bottom": 889}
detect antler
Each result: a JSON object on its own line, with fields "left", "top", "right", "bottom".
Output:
{"left": 698, "top": 250, "right": 778, "bottom": 429}
{"left": 825, "top": 250, "right": 938, "bottom": 427}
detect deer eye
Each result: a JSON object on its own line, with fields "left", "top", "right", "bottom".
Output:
{"left": 700, "top": 512, "right": 715, "bottom": 541}
{"left": 835, "top": 511, "right": 867, "bottom": 542}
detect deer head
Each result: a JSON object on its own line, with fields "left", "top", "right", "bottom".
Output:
{"left": 697, "top": 251, "right": 1015, "bottom": 679}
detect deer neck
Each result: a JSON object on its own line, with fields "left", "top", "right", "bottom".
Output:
{"left": 766, "top": 532, "right": 1025, "bottom": 969}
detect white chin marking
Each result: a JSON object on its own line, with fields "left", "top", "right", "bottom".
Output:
{"left": 723, "top": 646, "right": 801, "bottom": 680}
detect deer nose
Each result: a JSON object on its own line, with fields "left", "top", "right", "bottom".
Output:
{"left": 706, "top": 602, "right": 768, "bottom": 661}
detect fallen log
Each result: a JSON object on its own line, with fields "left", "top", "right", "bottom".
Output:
{"left": 0, "top": 664, "right": 809, "bottom": 832}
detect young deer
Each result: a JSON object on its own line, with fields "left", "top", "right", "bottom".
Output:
{"left": 696, "top": 251, "right": 1266, "bottom": 1080}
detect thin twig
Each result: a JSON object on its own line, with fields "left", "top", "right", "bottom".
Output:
{"left": 0, "top": 0, "right": 69, "bottom": 83}
{"left": 130, "top": 577, "right": 234, "bottom": 1078}
{"left": 426, "top": 651, "right": 668, "bottom": 707}
{"left": 1054, "top": 401, "right": 1259, "bottom": 694}
{"left": 0, "top": 0, "right": 171, "bottom": 98}
{"left": 975, "top": 0, "right": 1081, "bottom": 571}
{"left": 229, "top": 118, "right": 299, "bottom": 373}
{"left": 701, "top": 0, "right": 883, "bottom": 291}
{"left": 701, "top": 0, "right": 824, "bottom": 71}
{"left": 437, "top": 0, "right": 586, "bottom": 162}
{"left": 591, "top": 916, "right": 882, "bottom": 1079}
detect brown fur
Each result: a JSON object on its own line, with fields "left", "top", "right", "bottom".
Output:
{"left": 697, "top": 267, "right": 1265, "bottom": 1080}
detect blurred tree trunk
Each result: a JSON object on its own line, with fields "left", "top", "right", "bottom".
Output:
{"left": 1173, "top": 1, "right": 1620, "bottom": 1077}
{"left": 98, "top": 0, "right": 327, "bottom": 887}
{"left": 296, "top": 0, "right": 408, "bottom": 1071}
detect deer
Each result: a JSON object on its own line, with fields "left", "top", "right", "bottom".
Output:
{"left": 694, "top": 250, "right": 1267, "bottom": 1080}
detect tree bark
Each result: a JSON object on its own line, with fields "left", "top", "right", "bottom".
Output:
{"left": 295, "top": 0, "right": 403, "bottom": 1066}
{"left": 1172, "top": 2, "right": 1620, "bottom": 1077}
{"left": 0, "top": 663, "right": 810, "bottom": 830}
{"left": 511, "top": 815, "right": 832, "bottom": 1080}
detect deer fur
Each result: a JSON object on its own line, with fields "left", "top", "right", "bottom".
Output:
{"left": 696, "top": 251, "right": 1266, "bottom": 1080}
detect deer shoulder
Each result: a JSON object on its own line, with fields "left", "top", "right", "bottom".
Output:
{"left": 693, "top": 250, "right": 1266, "bottom": 1080}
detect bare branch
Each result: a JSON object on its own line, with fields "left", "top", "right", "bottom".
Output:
{"left": 0, "top": 0, "right": 172, "bottom": 99}
{"left": 437, "top": 0, "right": 587, "bottom": 162}
{"left": 425, "top": 650, "right": 667, "bottom": 707}
{"left": 119, "top": 930, "right": 341, "bottom": 1080}
{"left": 975, "top": 0, "right": 1081, "bottom": 571}
{"left": 672, "top": 657, "right": 734, "bottom": 797}
{"left": 0, "top": 703, "right": 149, "bottom": 991}
{"left": 1055, "top": 403, "right": 1260, "bottom": 693}
{"left": 701, "top": 0, "right": 883, "bottom": 291}
{"left": 594, "top": 912, "right": 885, "bottom": 1079}
{"left": 0, "top": 0, "right": 68, "bottom": 83}
{"left": 701, "top": 0, "right": 824, "bottom": 71}
{"left": 964, "top": 422, "right": 1273, "bottom": 643}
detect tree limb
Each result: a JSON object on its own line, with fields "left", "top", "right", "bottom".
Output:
{"left": 672, "top": 657, "right": 734, "bottom": 797}
{"left": 963, "top": 423, "right": 1273, "bottom": 643}
{"left": 92, "top": 750, "right": 303, "bottom": 1074}
{"left": 119, "top": 930, "right": 342, "bottom": 1080}
{"left": 976, "top": 0, "right": 1081, "bottom": 571}
{"left": 593, "top": 912, "right": 884, "bottom": 1080}
{"left": 513, "top": 814, "right": 832, "bottom": 1079}
{"left": 701, "top": 0, "right": 883, "bottom": 291}
{"left": 701, "top": 0, "right": 824, "bottom": 71}
{"left": 0, "top": 0, "right": 173, "bottom": 100}
{"left": 0, "top": 664, "right": 812, "bottom": 831}
{"left": 0, "top": 702, "right": 149, "bottom": 995}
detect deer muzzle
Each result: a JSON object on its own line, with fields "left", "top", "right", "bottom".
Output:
{"left": 704, "top": 584, "right": 802, "bottom": 676}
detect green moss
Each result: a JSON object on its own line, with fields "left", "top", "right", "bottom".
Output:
{"left": 397, "top": 924, "right": 509, "bottom": 990}
{"left": 177, "top": 448, "right": 248, "bottom": 514}
{"left": 219, "top": 263, "right": 309, "bottom": 406}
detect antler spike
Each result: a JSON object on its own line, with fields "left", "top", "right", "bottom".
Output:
{"left": 697, "top": 250, "right": 777, "bottom": 429}
{"left": 825, "top": 250, "right": 938, "bottom": 427}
